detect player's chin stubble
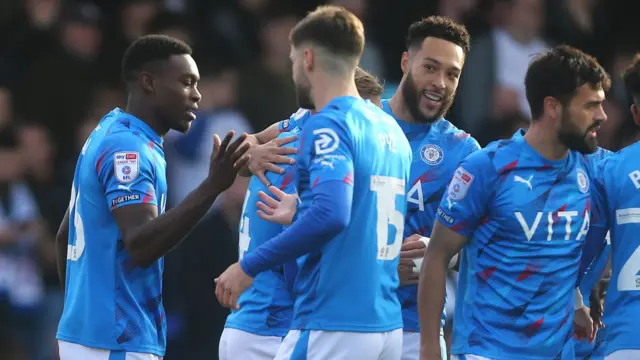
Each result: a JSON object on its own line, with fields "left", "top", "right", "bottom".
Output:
{"left": 401, "top": 72, "right": 451, "bottom": 124}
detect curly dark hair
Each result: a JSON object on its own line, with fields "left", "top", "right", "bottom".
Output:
{"left": 121, "top": 34, "right": 192, "bottom": 83}
{"left": 405, "top": 16, "right": 470, "bottom": 55}
{"left": 525, "top": 45, "right": 611, "bottom": 120}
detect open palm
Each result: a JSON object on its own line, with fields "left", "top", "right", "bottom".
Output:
{"left": 256, "top": 186, "right": 298, "bottom": 225}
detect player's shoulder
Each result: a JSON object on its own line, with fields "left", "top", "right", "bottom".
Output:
{"left": 464, "top": 137, "right": 517, "bottom": 173}
{"left": 434, "top": 118, "right": 481, "bottom": 152}
{"left": 280, "top": 108, "right": 311, "bottom": 133}
{"left": 598, "top": 141, "right": 640, "bottom": 176}
{"left": 97, "top": 117, "right": 154, "bottom": 157}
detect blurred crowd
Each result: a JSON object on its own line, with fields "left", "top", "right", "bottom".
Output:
{"left": 0, "top": 0, "right": 638, "bottom": 359}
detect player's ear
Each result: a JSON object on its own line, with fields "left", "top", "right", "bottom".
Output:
{"left": 140, "top": 72, "right": 155, "bottom": 94}
{"left": 401, "top": 52, "right": 409, "bottom": 73}
{"left": 543, "top": 96, "right": 561, "bottom": 121}
{"left": 631, "top": 104, "right": 640, "bottom": 126}
{"left": 303, "top": 48, "right": 314, "bottom": 73}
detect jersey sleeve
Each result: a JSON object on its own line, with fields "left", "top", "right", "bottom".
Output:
{"left": 578, "top": 158, "right": 610, "bottom": 281}
{"left": 96, "top": 133, "right": 158, "bottom": 211}
{"left": 300, "top": 113, "right": 354, "bottom": 187}
{"left": 436, "top": 150, "right": 497, "bottom": 237}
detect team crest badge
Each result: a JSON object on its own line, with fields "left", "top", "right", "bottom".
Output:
{"left": 576, "top": 168, "right": 589, "bottom": 193}
{"left": 114, "top": 152, "right": 140, "bottom": 183}
{"left": 420, "top": 144, "right": 444, "bottom": 165}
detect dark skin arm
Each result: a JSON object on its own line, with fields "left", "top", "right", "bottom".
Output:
{"left": 55, "top": 208, "right": 70, "bottom": 294}
{"left": 418, "top": 220, "right": 468, "bottom": 360}
{"left": 113, "top": 131, "right": 250, "bottom": 268}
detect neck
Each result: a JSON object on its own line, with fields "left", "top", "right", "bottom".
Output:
{"left": 388, "top": 82, "right": 419, "bottom": 124}
{"left": 311, "top": 73, "right": 360, "bottom": 111}
{"left": 524, "top": 121, "right": 569, "bottom": 160}
{"left": 125, "top": 95, "right": 167, "bottom": 138}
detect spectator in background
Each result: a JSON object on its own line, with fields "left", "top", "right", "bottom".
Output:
{"left": 236, "top": 12, "right": 298, "bottom": 131}
{"left": 16, "top": 2, "right": 103, "bottom": 163}
{"left": 0, "top": 89, "right": 44, "bottom": 360}
{"left": 456, "top": 0, "right": 548, "bottom": 145}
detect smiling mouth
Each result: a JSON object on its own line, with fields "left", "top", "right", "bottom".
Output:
{"left": 423, "top": 91, "right": 443, "bottom": 103}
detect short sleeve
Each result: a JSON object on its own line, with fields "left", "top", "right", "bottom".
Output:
{"left": 97, "top": 134, "right": 158, "bottom": 211}
{"left": 436, "top": 151, "right": 497, "bottom": 237}
{"left": 300, "top": 114, "right": 354, "bottom": 186}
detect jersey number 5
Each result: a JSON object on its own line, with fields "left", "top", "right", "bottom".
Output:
{"left": 67, "top": 182, "right": 85, "bottom": 261}
{"left": 371, "top": 176, "right": 405, "bottom": 260}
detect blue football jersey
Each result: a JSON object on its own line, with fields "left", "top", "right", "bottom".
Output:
{"left": 291, "top": 96, "right": 412, "bottom": 332}
{"left": 591, "top": 141, "right": 640, "bottom": 356}
{"left": 57, "top": 109, "right": 168, "bottom": 356}
{"left": 381, "top": 100, "right": 480, "bottom": 332}
{"left": 438, "top": 130, "right": 594, "bottom": 360}
{"left": 224, "top": 109, "right": 310, "bottom": 336}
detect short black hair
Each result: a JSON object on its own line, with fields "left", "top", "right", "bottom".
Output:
{"left": 525, "top": 45, "right": 611, "bottom": 120}
{"left": 121, "top": 34, "right": 192, "bottom": 83}
{"left": 622, "top": 53, "right": 640, "bottom": 104}
{"left": 405, "top": 16, "right": 470, "bottom": 55}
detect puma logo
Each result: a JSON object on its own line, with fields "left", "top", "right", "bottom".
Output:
{"left": 514, "top": 175, "right": 534, "bottom": 190}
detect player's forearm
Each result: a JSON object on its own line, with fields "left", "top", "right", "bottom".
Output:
{"left": 126, "top": 180, "right": 221, "bottom": 268}
{"left": 55, "top": 209, "right": 70, "bottom": 294}
{"left": 418, "top": 252, "right": 449, "bottom": 358}
{"left": 255, "top": 123, "right": 281, "bottom": 144}
{"left": 241, "top": 181, "right": 351, "bottom": 276}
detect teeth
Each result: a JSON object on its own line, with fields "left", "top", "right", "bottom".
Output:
{"left": 424, "top": 92, "right": 442, "bottom": 101}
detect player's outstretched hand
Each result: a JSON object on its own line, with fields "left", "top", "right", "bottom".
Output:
{"left": 247, "top": 136, "right": 298, "bottom": 186}
{"left": 398, "top": 234, "right": 426, "bottom": 286}
{"left": 574, "top": 305, "right": 596, "bottom": 343}
{"left": 214, "top": 262, "right": 254, "bottom": 310}
{"left": 256, "top": 186, "right": 298, "bottom": 225}
{"left": 208, "top": 131, "right": 251, "bottom": 192}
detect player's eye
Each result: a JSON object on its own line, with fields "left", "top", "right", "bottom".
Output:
{"left": 424, "top": 65, "right": 435, "bottom": 72}
{"left": 448, "top": 72, "right": 460, "bottom": 79}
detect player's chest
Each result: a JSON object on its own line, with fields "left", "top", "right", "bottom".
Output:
{"left": 490, "top": 167, "right": 591, "bottom": 242}
{"left": 406, "top": 140, "right": 466, "bottom": 211}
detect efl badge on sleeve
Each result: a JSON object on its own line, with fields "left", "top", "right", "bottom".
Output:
{"left": 114, "top": 152, "right": 140, "bottom": 183}
{"left": 448, "top": 166, "right": 474, "bottom": 201}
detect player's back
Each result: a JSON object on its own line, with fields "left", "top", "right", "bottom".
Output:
{"left": 224, "top": 110, "right": 309, "bottom": 336}
{"left": 57, "top": 109, "right": 167, "bottom": 356}
{"left": 440, "top": 130, "right": 592, "bottom": 359}
{"left": 595, "top": 141, "right": 640, "bottom": 356}
{"left": 292, "top": 96, "right": 412, "bottom": 332}
{"left": 382, "top": 99, "right": 481, "bottom": 332}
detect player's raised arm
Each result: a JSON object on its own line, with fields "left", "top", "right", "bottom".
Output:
{"left": 107, "top": 131, "right": 249, "bottom": 268}
{"left": 418, "top": 153, "right": 495, "bottom": 360}
{"left": 215, "top": 114, "right": 356, "bottom": 308}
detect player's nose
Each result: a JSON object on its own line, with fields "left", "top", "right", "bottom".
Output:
{"left": 190, "top": 87, "right": 202, "bottom": 104}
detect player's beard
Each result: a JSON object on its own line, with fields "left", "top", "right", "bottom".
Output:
{"left": 401, "top": 71, "right": 454, "bottom": 124}
{"left": 294, "top": 76, "right": 315, "bottom": 110}
{"left": 557, "top": 110, "right": 599, "bottom": 154}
